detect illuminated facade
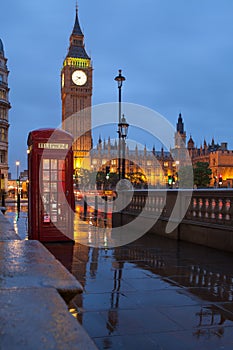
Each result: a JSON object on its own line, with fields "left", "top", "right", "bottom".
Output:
{"left": 61, "top": 8, "right": 92, "bottom": 170}
{"left": 91, "top": 113, "right": 233, "bottom": 188}
{"left": 0, "top": 39, "right": 10, "bottom": 193}
{"left": 90, "top": 137, "right": 176, "bottom": 188}
{"left": 188, "top": 137, "right": 233, "bottom": 187}
{"left": 61, "top": 9, "right": 233, "bottom": 188}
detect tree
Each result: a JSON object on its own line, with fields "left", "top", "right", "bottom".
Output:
{"left": 126, "top": 172, "right": 147, "bottom": 188}
{"left": 193, "top": 162, "right": 212, "bottom": 188}
{"left": 178, "top": 165, "right": 194, "bottom": 188}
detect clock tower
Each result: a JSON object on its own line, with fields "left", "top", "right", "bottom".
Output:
{"left": 61, "top": 7, "right": 92, "bottom": 170}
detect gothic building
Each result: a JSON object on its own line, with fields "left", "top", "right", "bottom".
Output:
{"left": 61, "top": 7, "right": 92, "bottom": 170}
{"left": 61, "top": 8, "right": 233, "bottom": 188}
{"left": 90, "top": 138, "right": 176, "bottom": 187}
{"left": 175, "top": 113, "right": 186, "bottom": 147}
{"left": 188, "top": 135, "right": 233, "bottom": 187}
{"left": 90, "top": 114, "right": 189, "bottom": 188}
{"left": 0, "top": 39, "right": 10, "bottom": 193}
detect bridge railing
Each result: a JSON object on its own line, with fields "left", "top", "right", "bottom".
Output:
{"left": 119, "top": 189, "right": 233, "bottom": 227}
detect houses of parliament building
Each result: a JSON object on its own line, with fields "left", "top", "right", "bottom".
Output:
{"left": 61, "top": 7, "right": 233, "bottom": 188}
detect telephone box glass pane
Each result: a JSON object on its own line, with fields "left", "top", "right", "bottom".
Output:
{"left": 43, "top": 159, "right": 49, "bottom": 169}
{"left": 51, "top": 172, "right": 57, "bottom": 181}
{"left": 51, "top": 159, "right": 57, "bottom": 170}
{"left": 41, "top": 158, "right": 67, "bottom": 225}
{"left": 43, "top": 183, "right": 49, "bottom": 192}
{"left": 51, "top": 182, "right": 57, "bottom": 192}
{"left": 43, "top": 170, "right": 49, "bottom": 181}
{"left": 58, "top": 159, "right": 64, "bottom": 169}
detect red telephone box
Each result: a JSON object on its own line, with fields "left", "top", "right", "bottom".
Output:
{"left": 27, "top": 128, "right": 75, "bottom": 242}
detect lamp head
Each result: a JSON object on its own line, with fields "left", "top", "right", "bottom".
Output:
{"left": 114, "top": 69, "right": 125, "bottom": 88}
{"left": 119, "top": 114, "right": 129, "bottom": 138}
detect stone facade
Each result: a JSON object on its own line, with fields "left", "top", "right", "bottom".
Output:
{"left": 188, "top": 138, "right": 233, "bottom": 187}
{"left": 90, "top": 113, "right": 233, "bottom": 188}
{"left": 0, "top": 39, "right": 10, "bottom": 193}
{"left": 61, "top": 8, "right": 92, "bottom": 170}
{"left": 90, "top": 138, "right": 176, "bottom": 187}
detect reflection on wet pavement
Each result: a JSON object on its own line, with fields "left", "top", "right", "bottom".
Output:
{"left": 7, "top": 203, "right": 233, "bottom": 349}
{"left": 70, "top": 230, "right": 233, "bottom": 349}
{"left": 5, "top": 202, "right": 28, "bottom": 240}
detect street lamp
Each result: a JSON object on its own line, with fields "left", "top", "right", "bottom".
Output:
{"left": 115, "top": 69, "right": 125, "bottom": 179}
{"left": 15, "top": 161, "right": 20, "bottom": 211}
{"left": 16, "top": 161, "right": 20, "bottom": 185}
{"left": 118, "top": 114, "right": 129, "bottom": 179}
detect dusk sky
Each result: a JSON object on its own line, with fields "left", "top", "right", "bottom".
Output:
{"left": 1, "top": 0, "right": 233, "bottom": 176}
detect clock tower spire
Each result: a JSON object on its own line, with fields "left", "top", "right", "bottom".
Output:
{"left": 61, "top": 6, "right": 93, "bottom": 170}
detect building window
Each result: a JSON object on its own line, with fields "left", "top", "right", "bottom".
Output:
{"left": 0, "top": 89, "right": 6, "bottom": 99}
{"left": 0, "top": 151, "right": 5, "bottom": 163}
{"left": 0, "top": 128, "right": 6, "bottom": 141}
{"left": 0, "top": 108, "right": 7, "bottom": 120}
{"left": 164, "top": 162, "right": 168, "bottom": 167}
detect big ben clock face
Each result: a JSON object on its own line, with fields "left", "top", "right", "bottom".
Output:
{"left": 72, "top": 70, "right": 87, "bottom": 86}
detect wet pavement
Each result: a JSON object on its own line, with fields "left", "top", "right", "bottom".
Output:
{"left": 6, "top": 203, "right": 233, "bottom": 349}
{"left": 5, "top": 201, "right": 28, "bottom": 240}
{"left": 1, "top": 203, "right": 97, "bottom": 350}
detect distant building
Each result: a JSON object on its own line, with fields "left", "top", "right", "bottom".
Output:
{"left": 188, "top": 137, "right": 233, "bottom": 187}
{"left": 90, "top": 113, "right": 233, "bottom": 188}
{"left": 0, "top": 39, "right": 10, "bottom": 193}
{"left": 8, "top": 170, "right": 28, "bottom": 198}
{"left": 19, "top": 169, "right": 28, "bottom": 181}
{"left": 90, "top": 137, "right": 176, "bottom": 187}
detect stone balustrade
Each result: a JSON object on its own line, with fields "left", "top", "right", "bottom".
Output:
{"left": 186, "top": 190, "right": 233, "bottom": 225}
{"left": 113, "top": 189, "right": 233, "bottom": 252}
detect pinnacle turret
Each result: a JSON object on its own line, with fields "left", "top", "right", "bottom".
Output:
{"left": 0, "top": 39, "right": 4, "bottom": 56}
{"left": 72, "top": 6, "right": 83, "bottom": 36}
{"left": 177, "top": 113, "right": 184, "bottom": 134}
{"left": 67, "top": 7, "right": 90, "bottom": 60}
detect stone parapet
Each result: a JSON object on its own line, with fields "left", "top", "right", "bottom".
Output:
{"left": 113, "top": 189, "right": 233, "bottom": 253}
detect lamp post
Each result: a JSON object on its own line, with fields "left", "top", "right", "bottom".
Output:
{"left": 16, "top": 161, "right": 20, "bottom": 211}
{"left": 118, "top": 114, "right": 129, "bottom": 179}
{"left": 114, "top": 69, "right": 125, "bottom": 179}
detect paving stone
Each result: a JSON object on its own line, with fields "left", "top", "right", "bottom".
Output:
{"left": 0, "top": 240, "right": 83, "bottom": 302}
{"left": 0, "top": 287, "right": 98, "bottom": 350}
